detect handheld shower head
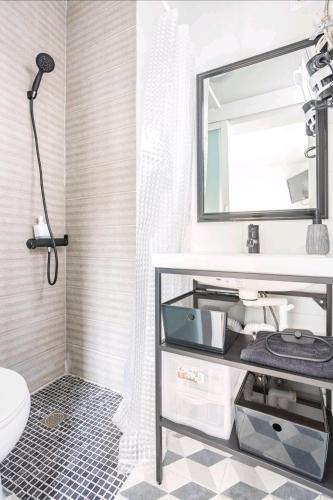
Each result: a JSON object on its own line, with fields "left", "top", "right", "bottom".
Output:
{"left": 36, "top": 53, "right": 55, "bottom": 73}
{"left": 27, "top": 53, "right": 55, "bottom": 100}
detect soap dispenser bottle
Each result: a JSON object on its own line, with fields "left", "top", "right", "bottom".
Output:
{"left": 33, "top": 215, "right": 50, "bottom": 239}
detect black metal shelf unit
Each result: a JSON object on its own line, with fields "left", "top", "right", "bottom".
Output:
{"left": 155, "top": 266, "right": 333, "bottom": 496}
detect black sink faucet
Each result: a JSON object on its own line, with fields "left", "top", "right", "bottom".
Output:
{"left": 247, "top": 224, "right": 260, "bottom": 253}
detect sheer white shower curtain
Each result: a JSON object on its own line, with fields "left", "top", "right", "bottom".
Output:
{"left": 114, "top": 8, "right": 194, "bottom": 469}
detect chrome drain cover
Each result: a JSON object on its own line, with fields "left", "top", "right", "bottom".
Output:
{"left": 41, "top": 410, "right": 65, "bottom": 429}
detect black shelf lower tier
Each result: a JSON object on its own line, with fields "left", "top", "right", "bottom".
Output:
{"left": 161, "top": 417, "right": 333, "bottom": 495}
{"left": 161, "top": 335, "right": 333, "bottom": 390}
{"left": 26, "top": 235, "right": 68, "bottom": 249}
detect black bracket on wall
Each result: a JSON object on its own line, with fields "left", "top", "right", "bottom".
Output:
{"left": 26, "top": 234, "right": 69, "bottom": 250}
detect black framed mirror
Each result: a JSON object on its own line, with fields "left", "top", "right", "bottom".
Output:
{"left": 197, "top": 39, "right": 328, "bottom": 222}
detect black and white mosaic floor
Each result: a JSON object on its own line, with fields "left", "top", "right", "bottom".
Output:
{"left": 0, "top": 376, "right": 128, "bottom": 500}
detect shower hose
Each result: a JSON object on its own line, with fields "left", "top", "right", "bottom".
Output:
{"left": 29, "top": 99, "right": 58, "bottom": 285}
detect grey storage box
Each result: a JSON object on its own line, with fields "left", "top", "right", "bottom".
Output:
{"left": 235, "top": 372, "right": 330, "bottom": 481}
{"left": 162, "top": 291, "right": 244, "bottom": 354}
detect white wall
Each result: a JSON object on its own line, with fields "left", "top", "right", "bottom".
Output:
{"left": 172, "top": 0, "right": 332, "bottom": 255}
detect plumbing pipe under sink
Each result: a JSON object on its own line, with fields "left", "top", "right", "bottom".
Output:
{"left": 242, "top": 297, "right": 294, "bottom": 332}
{"left": 243, "top": 322, "right": 276, "bottom": 335}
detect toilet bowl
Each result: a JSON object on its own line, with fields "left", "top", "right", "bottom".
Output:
{"left": 0, "top": 368, "right": 30, "bottom": 500}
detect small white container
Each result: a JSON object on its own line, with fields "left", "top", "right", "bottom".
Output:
{"left": 162, "top": 352, "right": 245, "bottom": 439}
{"left": 33, "top": 215, "right": 50, "bottom": 239}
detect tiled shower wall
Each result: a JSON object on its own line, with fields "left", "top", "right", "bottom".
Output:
{"left": 66, "top": 1, "right": 136, "bottom": 392}
{"left": 0, "top": 0, "right": 136, "bottom": 394}
{"left": 0, "top": 1, "right": 67, "bottom": 392}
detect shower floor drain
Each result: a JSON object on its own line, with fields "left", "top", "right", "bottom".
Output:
{"left": 41, "top": 410, "right": 65, "bottom": 429}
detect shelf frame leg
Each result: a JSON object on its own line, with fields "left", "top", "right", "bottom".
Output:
{"left": 327, "top": 284, "right": 332, "bottom": 417}
{"left": 155, "top": 268, "right": 163, "bottom": 484}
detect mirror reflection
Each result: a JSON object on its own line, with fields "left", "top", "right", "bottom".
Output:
{"left": 203, "top": 47, "right": 317, "bottom": 214}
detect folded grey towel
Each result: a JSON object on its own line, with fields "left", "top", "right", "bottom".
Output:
{"left": 240, "top": 332, "right": 333, "bottom": 378}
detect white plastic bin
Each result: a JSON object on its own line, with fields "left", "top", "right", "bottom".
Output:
{"left": 162, "top": 351, "right": 245, "bottom": 439}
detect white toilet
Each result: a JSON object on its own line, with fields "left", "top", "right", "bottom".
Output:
{"left": 0, "top": 368, "right": 30, "bottom": 500}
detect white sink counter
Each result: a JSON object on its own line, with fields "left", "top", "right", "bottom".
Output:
{"left": 152, "top": 253, "right": 333, "bottom": 278}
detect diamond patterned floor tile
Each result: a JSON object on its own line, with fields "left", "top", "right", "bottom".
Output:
{"left": 119, "top": 462, "right": 189, "bottom": 496}
{"left": 272, "top": 482, "right": 318, "bottom": 500}
{"left": 254, "top": 467, "right": 290, "bottom": 494}
{"left": 205, "top": 445, "right": 232, "bottom": 459}
{"left": 208, "top": 458, "right": 231, "bottom": 493}
{"left": 165, "top": 458, "right": 191, "bottom": 480}
{"left": 219, "top": 458, "right": 268, "bottom": 493}
{"left": 188, "top": 449, "right": 226, "bottom": 467}
{"left": 121, "top": 481, "right": 167, "bottom": 500}
{"left": 166, "top": 433, "right": 185, "bottom": 457}
{"left": 186, "top": 458, "right": 220, "bottom": 492}
{"left": 222, "top": 481, "right": 267, "bottom": 500}
{"left": 118, "top": 431, "right": 324, "bottom": 500}
{"left": 163, "top": 451, "right": 183, "bottom": 466}
{"left": 179, "top": 436, "right": 205, "bottom": 456}
{"left": 172, "top": 481, "right": 216, "bottom": 500}
{"left": 158, "top": 469, "right": 191, "bottom": 493}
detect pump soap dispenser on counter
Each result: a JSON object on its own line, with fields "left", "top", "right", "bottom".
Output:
{"left": 306, "top": 210, "right": 330, "bottom": 255}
